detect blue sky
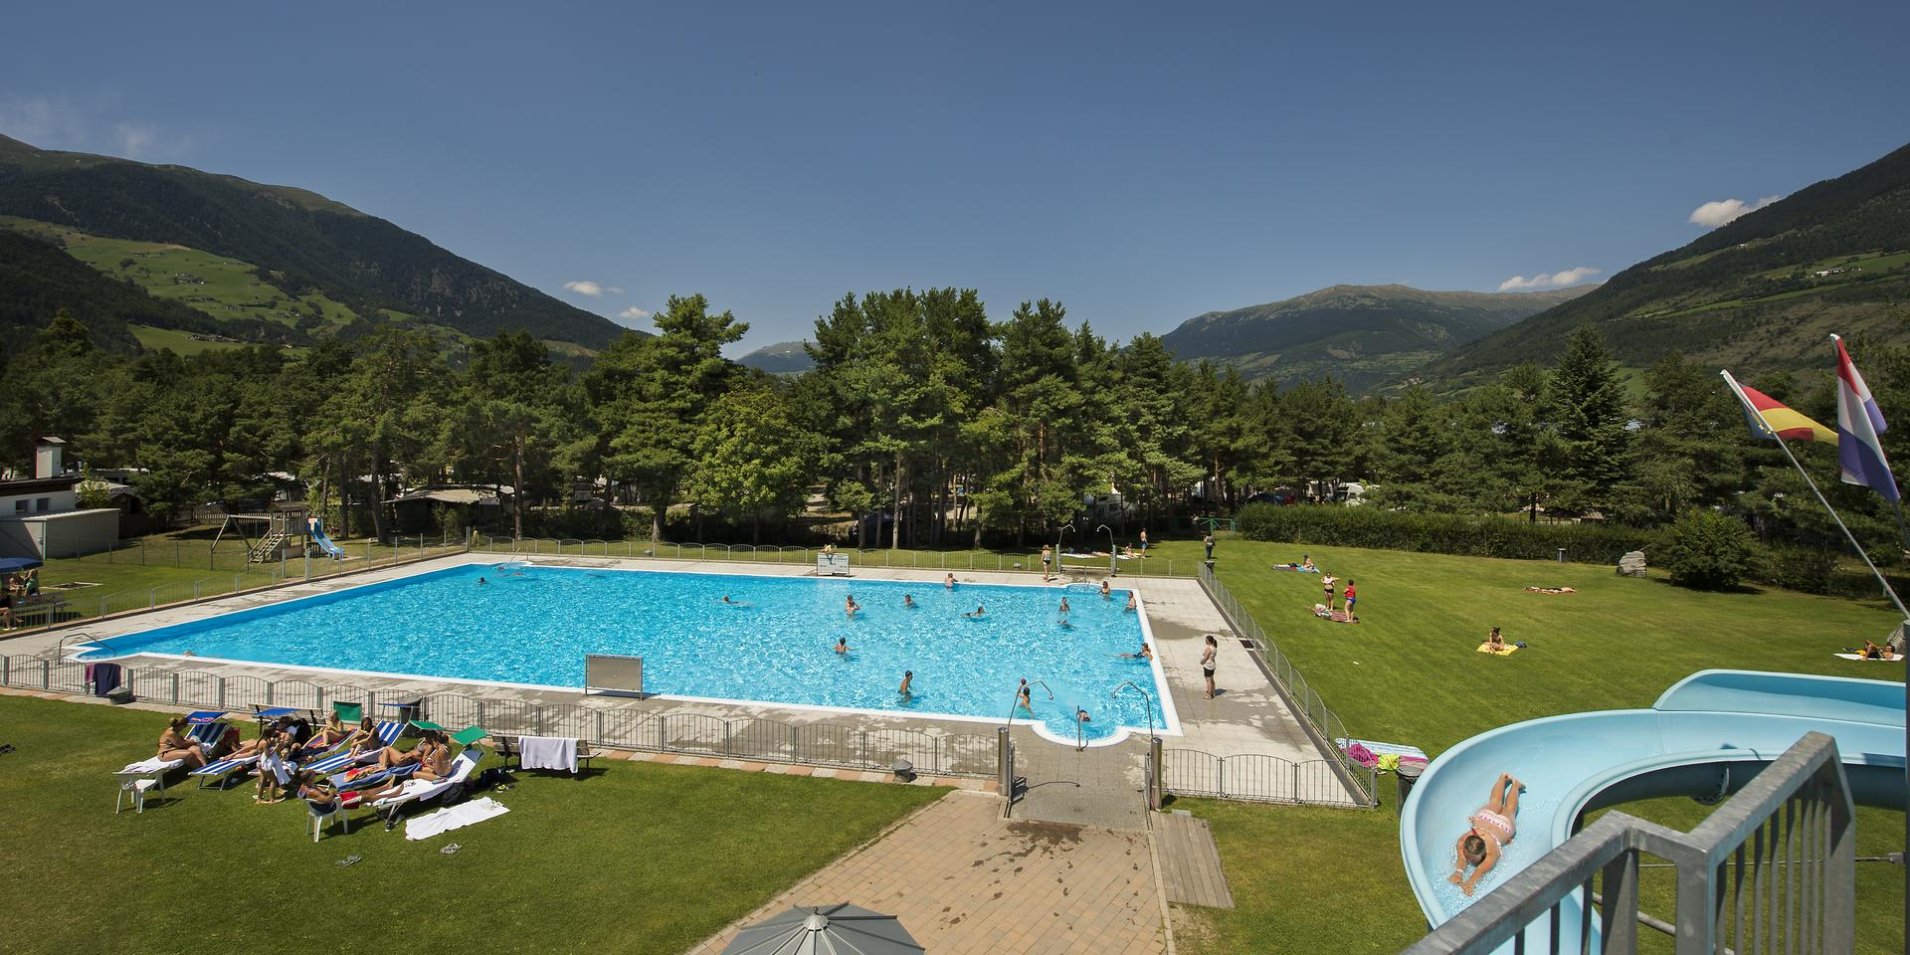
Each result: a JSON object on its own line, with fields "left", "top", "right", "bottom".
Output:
{"left": 3, "top": 2, "right": 1906, "bottom": 354}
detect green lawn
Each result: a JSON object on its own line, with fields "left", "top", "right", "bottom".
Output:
{"left": 1155, "top": 536, "right": 1905, "bottom": 954}
{"left": 0, "top": 694, "right": 945, "bottom": 954}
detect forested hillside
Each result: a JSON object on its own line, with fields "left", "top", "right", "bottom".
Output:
{"left": 0, "top": 134, "right": 627, "bottom": 355}
{"left": 1161, "top": 285, "right": 1587, "bottom": 392}
{"left": 1433, "top": 141, "right": 1910, "bottom": 385}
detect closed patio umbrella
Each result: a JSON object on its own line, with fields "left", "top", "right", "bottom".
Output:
{"left": 722, "top": 903, "right": 924, "bottom": 955}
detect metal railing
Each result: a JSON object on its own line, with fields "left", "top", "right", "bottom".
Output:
{"left": 3, "top": 658, "right": 998, "bottom": 778}
{"left": 1405, "top": 732, "right": 1856, "bottom": 955}
{"left": 1161, "top": 749, "right": 1366, "bottom": 806}
{"left": 10, "top": 532, "right": 469, "bottom": 635}
{"left": 470, "top": 535, "right": 1210, "bottom": 579}
{"left": 1197, "top": 564, "right": 1376, "bottom": 806}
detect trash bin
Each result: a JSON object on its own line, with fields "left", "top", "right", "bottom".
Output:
{"left": 1396, "top": 761, "right": 1424, "bottom": 806}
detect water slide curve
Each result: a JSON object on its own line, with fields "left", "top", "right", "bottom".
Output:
{"left": 1400, "top": 670, "right": 1905, "bottom": 949}
{"left": 309, "top": 518, "right": 344, "bottom": 559}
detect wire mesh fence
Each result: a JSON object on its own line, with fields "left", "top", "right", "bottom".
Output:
{"left": 469, "top": 535, "right": 1211, "bottom": 579}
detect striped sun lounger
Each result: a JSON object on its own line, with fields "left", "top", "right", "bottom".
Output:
{"left": 332, "top": 762, "right": 421, "bottom": 792}
{"left": 303, "top": 721, "right": 404, "bottom": 776}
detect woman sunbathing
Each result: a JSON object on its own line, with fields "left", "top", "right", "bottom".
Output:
{"left": 1522, "top": 586, "right": 1577, "bottom": 595}
{"left": 1450, "top": 773, "right": 1524, "bottom": 896}
{"left": 158, "top": 716, "right": 209, "bottom": 769}
{"left": 301, "top": 711, "right": 349, "bottom": 755}
{"left": 412, "top": 734, "right": 455, "bottom": 782}
{"left": 1861, "top": 640, "right": 1901, "bottom": 661}
{"left": 1486, "top": 627, "right": 1506, "bottom": 652}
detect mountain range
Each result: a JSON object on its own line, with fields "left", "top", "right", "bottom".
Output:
{"left": 0, "top": 134, "right": 629, "bottom": 356}
{"left": 2, "top": 132, "right": 1903, "bottom": 390}
{"left": 1159, "top": 285, "right": 1589, "bottom": 390}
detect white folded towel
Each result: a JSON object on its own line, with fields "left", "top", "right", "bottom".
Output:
{"left": 518, "top": 736, "right": 578, "bottom": 773}
{"left": 118, "top": 757, "right": 182, "bottom": 775}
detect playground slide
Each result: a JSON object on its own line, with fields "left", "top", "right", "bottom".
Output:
{"left": 1400, "top": 670, "right": 1906, "bottom": 951}
{"left": 309, "top": 519, "right": 344, "bottom": 559}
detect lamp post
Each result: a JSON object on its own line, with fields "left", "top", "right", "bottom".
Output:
{"left": 1054, "top": 523, "right": 1073, "bottom": 581}
{"left": 1095, "top": 524, "right": 1117, "bottom": 578}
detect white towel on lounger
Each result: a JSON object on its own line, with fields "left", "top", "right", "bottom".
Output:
{"left": 118, "top": 757, "right": 183, "bottom": 775}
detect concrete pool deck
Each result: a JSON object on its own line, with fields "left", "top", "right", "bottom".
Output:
{"left": 3, "top": 552, "right": 1352, "bottom": 810}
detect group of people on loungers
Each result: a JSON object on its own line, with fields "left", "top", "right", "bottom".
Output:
{"left": 155, "top": 710, "right": 455, "bottom": 810}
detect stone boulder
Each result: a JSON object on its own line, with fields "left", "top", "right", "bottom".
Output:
{"left": 1616, "top": 551, "right": 1648, "bottom": 577}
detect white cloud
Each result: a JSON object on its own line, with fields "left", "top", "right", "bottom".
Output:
{"left": 0, "top": 95, "right": 191, "bottom": 161}
{"left": 617, "top": 307, "right": 651, "bottom": 321}
{"left": 563, "top": 280, "right": 624, "bottom": 297}
{"left": 114, "top": 122, "right": 156, "bottom": 159}
{"left": 1688, "top": 195, "right": 1782, "bottom": 229}
{"left": 1498, "top": 266, "right": 1603, "bottom": 292}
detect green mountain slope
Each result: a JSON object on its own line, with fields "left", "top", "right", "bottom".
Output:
{"left": 0, "top": 229, "right": 303, "bottom": 353}
{"left": 1159, "top": 284, "right": 1589, "bottom": 391}
{"left": 0, "top": 134, "right": 627, "bottom": 352}
{"left": 1432, "top": 141, "right": 1910, "bottom": 384}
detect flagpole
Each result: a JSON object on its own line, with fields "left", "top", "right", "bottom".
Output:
{"left": 1765, "top": 428, "right": 1910, "bottom": 622}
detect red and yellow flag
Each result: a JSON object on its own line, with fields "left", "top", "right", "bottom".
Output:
{"left": 1720, "top": 370, "right": 1838, "bottom": 444}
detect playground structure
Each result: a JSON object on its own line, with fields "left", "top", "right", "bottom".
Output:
{"left": 1399, "top": 669, "right": 1904, "bottom": 953}
{"left": 210, "top": 505, "right": 343, "bottom": 563}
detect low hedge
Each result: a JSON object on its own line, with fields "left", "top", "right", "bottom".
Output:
{"left": 1233, "top": 503, "right": 1661, "bottom": 565}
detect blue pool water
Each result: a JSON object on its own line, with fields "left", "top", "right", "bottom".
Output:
{"left": 80, "top": 563, "right": 1172, "bottom": 741}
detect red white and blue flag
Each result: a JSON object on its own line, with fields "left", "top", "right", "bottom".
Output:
{"left": 1831, "top": 335, "right": 1898, "bottom": 503}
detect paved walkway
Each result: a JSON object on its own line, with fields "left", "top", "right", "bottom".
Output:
{"left": 687, "top": 792, "right": 1168, "bottom": 955}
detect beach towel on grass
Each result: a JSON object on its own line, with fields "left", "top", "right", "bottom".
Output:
{"left": 405, "top": 796, "right": 509, "bottom": 841}
{"left": 1311, "top": 604, "right": 1351, "bottom": 623}
{"left": 1477, "top": 642, "right": 1519, "bottom": 656}
{"left": 1834, "top": 652, "right": 1904, "bottom": 662}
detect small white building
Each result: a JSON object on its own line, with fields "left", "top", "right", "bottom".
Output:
{"left": 0, "top": 438, "right": 120, "bottom": 559}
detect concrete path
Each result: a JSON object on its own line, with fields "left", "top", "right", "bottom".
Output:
{"left": 686, "top": 792, "right": 1168, "bottom": 955}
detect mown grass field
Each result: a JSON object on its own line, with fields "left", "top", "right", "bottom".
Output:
{"left": 0, "top": 693, "right": 945, "bottom": 954}
{"left": 1150, "top": 536, "right": 1905, "bottom": 954}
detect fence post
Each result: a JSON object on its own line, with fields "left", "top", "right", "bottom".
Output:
{"left": 1217, "top": 756, "right": 1226, "bottom": 798}
{"left": 595, "top": 710, "right": 604, "bottom": 742}
{"left": 171, "top": 672, "right": 180, "bottom": 704}
{"left": 2, "top": 655, "right": 9, "bottom": 686}
{"left": 533, "top": 705, "right": 545, "bottom": 735}
{"left": 475, "top": 700, "right": 484, "bottom": 725}
{"left": 41, "top": 659, "right": 51, "bottom": 689}
{"left": 366, "top": 690, "right": 377, "bottom": 715}
{"left": 266, "top": 681, "right": 274, "bottom": 705}
{"left": 217, "top": 676, "right": 226, "bottom": 710}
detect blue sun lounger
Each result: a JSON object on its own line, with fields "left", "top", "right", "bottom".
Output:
{"left": 302, "top": 720, "right": 404, "bottom": 776}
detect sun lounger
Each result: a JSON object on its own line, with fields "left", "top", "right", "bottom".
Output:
{"left": 1335, "top": 737, "right": 1428, "bottom": 762}
{"left": 302, "top": 720, "right": 405, "bottom": 776}
{"left": 371, "top": 747, "right": 484, "bottom": 829}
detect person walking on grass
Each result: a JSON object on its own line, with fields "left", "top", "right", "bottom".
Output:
{"left": 1203, "top": 533, "right": 1214, "bottom": 560}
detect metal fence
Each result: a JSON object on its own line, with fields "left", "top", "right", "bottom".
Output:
{"left": 1405, "top": 732, "right": 1856, "bottom": 955}
{"left": 470, "top": 535, "right": 1211, "bottom": 579}
{"left": 1197, "top": 564, "right": 1376, "bottom": 806}
{"left": 2, "top": 657, "right": 998, "bottom": 778}
{"left": 12, "top": 532, "right": 469, "bottom": 635}
{"left": 1162, "top": 749, "right": 1363, "bottom": 805}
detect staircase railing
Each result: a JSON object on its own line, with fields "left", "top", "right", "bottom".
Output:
{"left": 1403, "top": 731, "right": 1856, "bottom": 955}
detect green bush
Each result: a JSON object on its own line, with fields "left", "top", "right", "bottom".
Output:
{"left": 1765, "top": 547, "right": 1837, "bottom": 595}
{"left": 1233, "top": 503, "right": 1659, "bottom": 564}
{"left": 1660, "top": 510, "right": 1760, "bottom": 590}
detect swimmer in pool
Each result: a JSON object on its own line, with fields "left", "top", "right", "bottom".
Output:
{"left": 903, "top": 594, "right": 916, "bottom": 608}
{"left": 1122, "top": 642, "right": 1153, "bottom": 661}
{"left": 478, "top": 577, "right": 488, "bottom": 585}
{"left": 844, "top": 595, "right": 861, "bottom": 617}
{"left": 1017, "top": 679, "right": 1032, "bottom": 712}
{"left": 721, "top": 595, "right": 740, "bottom": 605}
{"left": 1076, "top": 707, "right": 1091, "bottom": 724}
{"left": 834, "top": 637, "right": 850, "bottom": 654}
{"left": 1099, "top": 580, "right": 1112, "bottom": 599}
{"left": 1058, "top": 597, "right": 1070, "bottom": 615}
{"left": 899, "top": 670, "right": 913, "bottom": 699}
{"left": 945, "top": 573, "right": 956, "bottom": 589}
{"left": 1124, "top": 591, "right": 1137, "bottom": 611}
{"left": 1450, "top": 773, "right": 1524, "bottom": 896}
{"left": 964, "top": 604, "right": 986, "bottom": 618}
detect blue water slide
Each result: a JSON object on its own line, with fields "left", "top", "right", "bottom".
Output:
{"left": 308, "top": 518, "right": 344, "bottom": 559}
{"left": 1399, "top": 670, "right": 1905, "bottom": 951}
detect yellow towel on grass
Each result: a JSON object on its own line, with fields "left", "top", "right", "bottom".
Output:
{"left": 1477, "top": 642, "right": 1518, "bottom": 656}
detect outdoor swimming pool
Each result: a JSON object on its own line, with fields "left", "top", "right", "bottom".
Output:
{"left": 79, "top": 562, "right": 1176, "bottom": 742}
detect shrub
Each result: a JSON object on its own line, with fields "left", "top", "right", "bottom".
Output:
{"left": 1233, "top": 502, "right": 1659, "bottom": 565}
{"left": 1765, "top": 547, "right": 1837, "bottom": 595}
{"left": 1660, "top": 510, "right": 1760, "bottom": 590}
